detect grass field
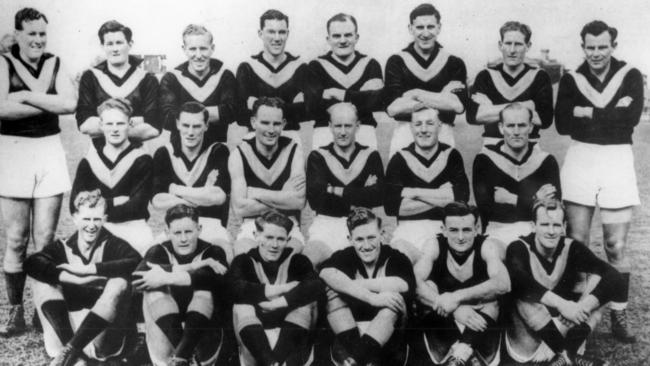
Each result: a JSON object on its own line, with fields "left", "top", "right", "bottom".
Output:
{"left": 0, "top": 113, "right": 649, "bottom": 365}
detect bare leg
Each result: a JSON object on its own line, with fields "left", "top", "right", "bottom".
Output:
{"left": 31, "top": 194, "right": 63, "bottom": 252}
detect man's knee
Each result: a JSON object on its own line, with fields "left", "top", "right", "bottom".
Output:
{"left": 303, "top": 240, "right": 332, "bottom": 267}
{"left": 233, "top": 304, "right": 262, "bottom": 333}
{"left": 3, "top": 226, "right": 29, "bottom": 272}
{"left": 234, "top": 238, "right": 256, "bottom": 256}
{"left": 285, "top": 302, "right": 316, "bottom": 330}
{"left": 100, "top": 278, "right": 130, "bottom": 306}
{"left": 188, "top": 290, "right": 214, "bottom": 318}
{"left": 143, "top": 290, "right": 179, "bottom": 321}
{"left": 31, "top": 226, "right": 55, "bottom": 248}
{"left": 32, "top": 281, "right": 64, "bottom": 307}
{"left": 375, "top": 307, "right": 400, "bottom": 325}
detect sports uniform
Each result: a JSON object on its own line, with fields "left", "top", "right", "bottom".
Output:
{"left": 473, "top": 142, "right": 560, "bottom": 245}
{"left": 384, "top": 42, "right": 468, "bottom": 156}
{"left": 307, "top": 51, "right": 383, "bottom": 149}
{"left": 385, "top": 143, "right": 469, "bottom": 258}
{"left": 160, "top": 59, "right": 237, "bottom": 144}
{"left": 467, "top": 63, "right": 553, "bottom": 145}
{"left": 306, "top": 143, "right": 384, "bottom": 255}
{"left": 231, "top": 247, "right": 323, "bottom": 366}
{"left": 24, "top": 228, "right": 140, "bottom": 360}
{"left": 71, "top": 140, "right": 154, "bottom": 255}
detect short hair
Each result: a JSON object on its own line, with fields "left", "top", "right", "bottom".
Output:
{"left": 252, "top": 96, "right": 285, "bottom": 118}
{"left": 532, "top": 197, "right": 566, "bottom": 223}
{"left": 499, "top": 102, "right": 533, "bottom": 124}
{"left": 411, "top": 106, "right": 440, "bottom": 121}
{"left": 72, "top": 189, "right": 106, "bottom": 214}
{"left": 328, "top": 102, "right": 358, "bottom": 122}
{"left": 347, "top": 207, "right": 382, "bottom": 233}
{"left": 327, "top": 13, "right": 358, "bottom": 33}
{"left": 581, "top": 20, "right": 617, "bottom": 44}
{"left": 499, "top": 21, "right": 532, "bottom": 43}
{"left": 15, "top": 8, "right": 48, "bottom": 30}
{"left": 254, "top": 210, "right": 293, "bottom": 234}
{"left": 442, "top": 201, "right": 479, "bottom": 224}
{"left": 182, "top": 24, "right": 213, "bottom": 44}
{"left": 164, "top": 204, "right": 200, "bottom": 226}
{"left": 409, "top": 3, "right": 441, "bottom": 24}
{"left": 97, "top": 98, "right": 133, "bottom": 119}
{"left": 98, "top": 20, "right": 133, "bottom": 44}
{"left": 260, "top": 9, "right": 289, "bottom": 29}
{"left": 178, "top": 101, "right": 209, "bottom": 124}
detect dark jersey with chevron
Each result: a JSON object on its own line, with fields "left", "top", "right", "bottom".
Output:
{"left": 428, "top": 234, "right": 489, "bottom": 296}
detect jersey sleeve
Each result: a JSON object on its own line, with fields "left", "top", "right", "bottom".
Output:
{"left": 383, "top": 55, "right": 406, "bottom": 106}
{"left": 215, "top": 70, "right": 239, "bottom": 126}
{"left": 449, "top": 149, "right": 470, "bottom": 202}
{"left": 70, "top": 159, "right": 100, "bottom": 215}
{"left": 283, "top": 254, "right": 325, "bottom": 308}
{"left": 385, "top": 249, "right": 417, "bottom": 301}
{"left": 152, "top": 148, "right": 172, "bottom": 196}
{"left": 24, "top": 241, "right": 67, "bottom": 285}
{"left": 448, "top": 57, "right": 469, "bottom": 113}
{"left": 466, "top": 70, "right": 489, "bottom": 125}
{"left": 532, "top": 70, "right": 554, "bottom": 130}
{"left": 96, "top": 236, "right": 142, "bottom": 278}
{"left": 384, "top": 153, "right": 406, "bottom": 217}
{"left": 229, "top": 254, "right": 267, "bottom": 304}
{"left": 235, "top": 63, "right": 254, "bottom": 128}
{"left": 505, "top": 241, "right": 549, "bottom": 302}
{"left": 306, "top": 151, "right": 335, "bottom": 212}
{"left": 141, "top": 74, "right": 162, "bottom": 131}
{"left": 472, "top": 153, "right": 495, "bottom": 229}
{"left": 75, "top": 70, "right": 99, "bottom": 128}
{"left": 283, "top": 63, "right": 310, "bottom": 128}
{"left": 344, "top": 59, "right": 385, "bottom": 113}
{"left": 137, "top": 244, "right": 172, "bottom": 272}
{"left": 159, "top": 72, "right": 180, "bottom": 132}
{"left": 568, "top": 242, "right": 624, "bottom": 305}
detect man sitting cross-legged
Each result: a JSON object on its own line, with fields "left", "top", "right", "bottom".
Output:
{"left": 24, "top": 190, "right": 141, "bottom": 366}
{"left": 320, "top": 207, "right": 416, "bottom": 366}
{"left": 134, "top": 204, "right": 231, "bottom": 366}
{"left": 411, "top": 202, "right": 509, "bottom": 366}
{"left": 230, "top": 210, "right": 324, "bottom": 366}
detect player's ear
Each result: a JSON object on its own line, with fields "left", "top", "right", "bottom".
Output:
{"left": 498, "top": 122, "right": 504, "bottom": 135}
{"left": 612, "top": 40, "right": 618, "bottom": 49}
{"left": 197, "top": 223, "right": 202, "bottom": 235}
{"left": 258, "top": 29, "right": 263, "bottom": 39}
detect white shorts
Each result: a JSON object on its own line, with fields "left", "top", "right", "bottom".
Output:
{"left": 104, "top": 219, "right": 154, "bottom": 256}
{"left": 485, "top": 221, "right": 532, "bottom": 247}
{"left": 390, "top": 220, "right": 443, "bottom": 253}
{"left": 307, "top": 215, "right": 350, "bottom": 252}
{"left": 389, "top": 121, "right": 454, "bottom": 157}
{"left": 561, "top": 141, "right": 640, "bottom": 209}
{"left": 237, "top": 216, "right": 304, "bottom": 246}
{"left": 311, "top": 125, "right": 378, "bottom": 150}
{"left": 0, "top": 134, "right": 71, "bottom": 198}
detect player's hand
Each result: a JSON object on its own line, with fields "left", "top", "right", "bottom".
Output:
{"left": 494, "top": 186, "right": 517, "bottom": 205}
{"left": 113, "top": 196, "right": 129, "bottom": 206}
{"left": 573, "top": 106, "right": 593, "bottom": 119}
{"left": 403, "top": 89, "right": 425, "bottom": 100}
{"left": 558, "top": 300, "right": 589, "bottom": 324}
{"left": 283, "top": 175, "right": 305, "bottom": 192}
{"left": 369, "top": 292, "right": 406, "bottom": 313}
{"left": 433, "top": 292, "right": 460, "bottom": 316}
{"left": 205, "top": 169, "right": 219, "bottom": 186}
{"left": 364, "top": 175, "right": 377, "bottom": 187}
{"left": 534, "top": 184, "right": 557, "bottom": 201}
{"left": 442, "top": 80, "right": 465, "bottom": 94}
{"left": 130, "top": 116, "right": 144, "bottom": 125}
{"left": 438, "top": 182, "right": 454, "bottom": 199}
{"left": 616, "top": 96, "right": 633, "bottom": 108}
{"left": 471, "top": 93, "right": 492, "bottom": 105}
{"left": 323, "top": 88, "right": 345, "bottom": 101}
{"left": 132, "top": 263, "right": 170, "bottom": 291}
{"left": 247, "top": 97, "right": 258, "bottom": 110}
{"left": 522, "top": 100, "right": 536, "bottom": 111}
{"left": 453, "top": 305, "right": 488, "bottom": 332}
{"left": 57, "top": 262, "right": 96, "bottom": 276}
{"left": 203, "top": 258, "right": 228, "bottom": 275}
{"left": 258, "top": 297, "right": 289, "bottom": 312}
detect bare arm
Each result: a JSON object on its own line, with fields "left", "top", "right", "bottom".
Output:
{"left": 320, "top": 267, "right": 374, "bottom": 303}
{"left": 452, "top": 238, "right": 510, "bottom": 303}
{"left": 228, "top": 151, "right": 271, "bottom": 218}
{"left": 356, "top": 277, "right": 409, "bottom": 293}
{"left": 151, "top": 192, "right": 193, "bottom": 211}
{"left": 386, "top": 96, "right": 423, "bottom": 117}
{"left": 171, "top": 182, "right": 227, "bottom": 207}
{"left": 414, "top": 237, "right": 440, "bottom": 308}
{"left": 206, "top": 106, "right": 220, "bottom": 123}
{"left": 127, "top": 116, "right": 160, "bottom": 141}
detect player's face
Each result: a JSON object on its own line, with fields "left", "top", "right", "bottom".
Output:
{"left": 259, "top": 19, "right": 289, "bottom": 57}
{"left": 102, "top": 31, "right": 132, "bottom": 67}
{"left": 582, "top": 32, "right": 616, "bottom": 74}
{"left": 533, "top": 208, "right": 565, "bottom": 251}
{"left": 100, "top": 109, "right": 130, "bottom": 146}
{"left": 252, "top": 105, "right": 285, "bottom": 147}
{"left": 73, "top": 205, "right": 107, "bottom": 245}
{"left": 350, "top": 222, "right": 381, "bottom": 265}
{"left": 15, "top": 19, "right": 47, "bottom": 62}
{"left": 327, "top": 20, "right": 359, "bottom": 59}
{"left": 443, "top": 214, "right": 478, "bottom": 254}
{"left": 411, "top": 109, "right": 441, "bottom": 149}
{"left": 183, "top": 33, "right": 214, "bottom": 73}
{"left": 256, "top": 223, "right": 289, "bottom": 262}
{"left": 408, "top": 15, "right": 441, "bottom": 52}
{"left": 167, "top": 217, "right": 201, "bottom": 256}
{"left": 499, "top": 108, "right": 532, "bottom": 151}
{"left": 499, "top": 31, "right": 529, "bottom": 68}
{"left": 177, "top": 111, "right": 208, "bottom": 149}
{"left": 329, "top": 108, "right": 359, "bottom": 149}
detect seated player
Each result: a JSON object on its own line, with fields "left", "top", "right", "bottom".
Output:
{"left": 76, "top": 20, "right": 160, "bottom": 141}
{"left": 71, "top": 98, "right": 154, "bottom": 255}
{"left": 152, "top": 101, "right": 232, "bottom": 261}
{"left": 307, "top": 13, "right": 384, "bottom": 150}
{"left": 467, "top": 21, "right": 553, "bottom": 146}
{"left": 303, "top": 102, "right": 384, "bottom": 266}
{"left": 230, "top": 210, "right": 323, "bottom": 366}
{"left": 229, "top": 97, "right": 306, "bottom": 255}
{"left": 473, "top": 102, "right": 560, "bottom": 246}
{"left": 160, "top": 24, "right": 237, "bottom": 145}
{"left": 134, "top": 204, "right": 230, "bottom": 366}
{"left": 504, "top": 198, "right": 624, "bottom": 366}
{"left": 384, "top": 3, "right": 468, "bottom": 156}
{"left": 412, "top": 202, "right": 509, "bottom": 366}
{"left": 385, "top": 107, "right": 469, "bottom": 263}
{"left": 24, "top": 190, "right": 141, "bottom": 365}
{"left": 320, "top": 208, "right": 415, "bottom": 366}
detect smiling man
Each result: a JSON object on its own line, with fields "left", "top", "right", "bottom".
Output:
{"left": 467, "top": 21, "right": 553, "bottom": 146}
{"left": 306, "top": 13, "right": 384, "bottom": 150}
{"left": 385, "top": 3, "right": 468, "bottom": 156}
{"left": 230, "top": 210, "right": 323, "bottom": 366}
{"left": 77, "top": 20, "right": 160, "bottom": 142}
{"left": 473, "top": 102, "right": 560, "bottom": 246}
{"left": 71, "top": 98, "right": 154, "bottom": 256}
{"left": 229, "top": 97, "right": 306, "bottom": 256}
{"left": 504, "top": 198, "right": 624, "bottom": 366}
{"left": 320, "top": 207, "right": 415, "bottom": 366}
{"left": 24, "top": 190, "right": 141, "bottom": 366}
{"left": 555, "top": 20, "right": 644, "bottom": 343}
{"left": 160, "top": 24, "right": 237, "bottom": 145}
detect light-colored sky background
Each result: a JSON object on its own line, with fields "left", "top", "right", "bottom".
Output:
{"left": 1, "top": 0, "right": 648, "bottom": 79}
